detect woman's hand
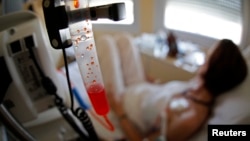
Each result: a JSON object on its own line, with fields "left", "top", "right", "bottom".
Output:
{"left": 108, "top": 90, "right": 125, "bottom": 117}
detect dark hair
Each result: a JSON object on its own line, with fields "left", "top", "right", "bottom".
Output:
{"left": 202, "top": 39, "right": 248, "bottom": 97}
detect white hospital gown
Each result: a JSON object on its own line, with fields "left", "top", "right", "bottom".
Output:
{"left": 122, "top": 81, "right": 191, "bottom": 138}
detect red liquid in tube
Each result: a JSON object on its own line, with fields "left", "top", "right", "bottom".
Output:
{"left": 74, "top": 0, "right": 79, "bottom": 8}
{"left": 86, "top": 83, "right": 109, "bottom": 116}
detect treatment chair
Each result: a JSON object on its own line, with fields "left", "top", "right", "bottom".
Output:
{"left": 98, "top": 33, "right": 250, "bottom": 140}
{"left": 60, "top": 33, "right": 250, "bottom": 141}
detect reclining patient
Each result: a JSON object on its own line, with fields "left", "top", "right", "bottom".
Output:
{"left": 108, "top": 39, "right": 248, "bottom": 141}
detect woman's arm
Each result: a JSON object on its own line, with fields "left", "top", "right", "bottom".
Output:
{"left": 108, "top": 91, "right": 144, "bottom": 141}
{"left": 119, "top": 114, "right": 165, "bottom": 141}
{"left": 108, "top": 91, "right": 162, "bottom": 141}
{"left": 117, "top": 114, "right": 144, "bottom": 141}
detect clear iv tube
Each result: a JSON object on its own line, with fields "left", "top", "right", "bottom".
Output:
{"left": 65, "top": 0, "right": 110, "bottom": 116}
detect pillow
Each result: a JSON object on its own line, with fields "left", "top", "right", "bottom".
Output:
{"left": 189, "top": 62, "right": 250, "bottom": 141}
{"left": 208, "top": 61, "right": 250, "bottom": 124}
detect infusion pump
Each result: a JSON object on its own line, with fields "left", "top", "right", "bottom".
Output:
{"left": 0, "top": 11, "right": 65, "bottom": 123}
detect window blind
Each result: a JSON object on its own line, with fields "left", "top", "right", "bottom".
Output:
{"left": 166, "top": 0, "right": 243, "bottom": 24}
{"left": 164, "top": 0, "right": 243, "bottom": 44}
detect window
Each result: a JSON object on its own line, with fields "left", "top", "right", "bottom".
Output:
{"left": 89, "top": 0, "right": 134, "bottom": 25}
{"left": 164, "top": 0, "right": 243, "bottom": 44}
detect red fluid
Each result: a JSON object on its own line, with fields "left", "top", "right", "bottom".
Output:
{"left": 87, "top": 83, "right": 109, "bottom": 115}
{"left": 74, "top": 0, "right": 79, "bottom": 8}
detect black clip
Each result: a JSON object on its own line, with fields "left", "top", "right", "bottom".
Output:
{"left": 42, "top": 0, "right": 72, "bottom": 49}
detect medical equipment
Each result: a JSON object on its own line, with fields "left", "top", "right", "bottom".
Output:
{"left": 0, "top": 0, "right": 125, "bottom": 140}
{"left": 0, "top": 11, "right": 62, "bottom": 140}
{"left": 42, "top": 0, "right": 125, "bottom": 140}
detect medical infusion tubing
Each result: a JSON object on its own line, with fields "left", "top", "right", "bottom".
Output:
{"left": 62, "top": 47, "right": 99, "bottom": 141}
